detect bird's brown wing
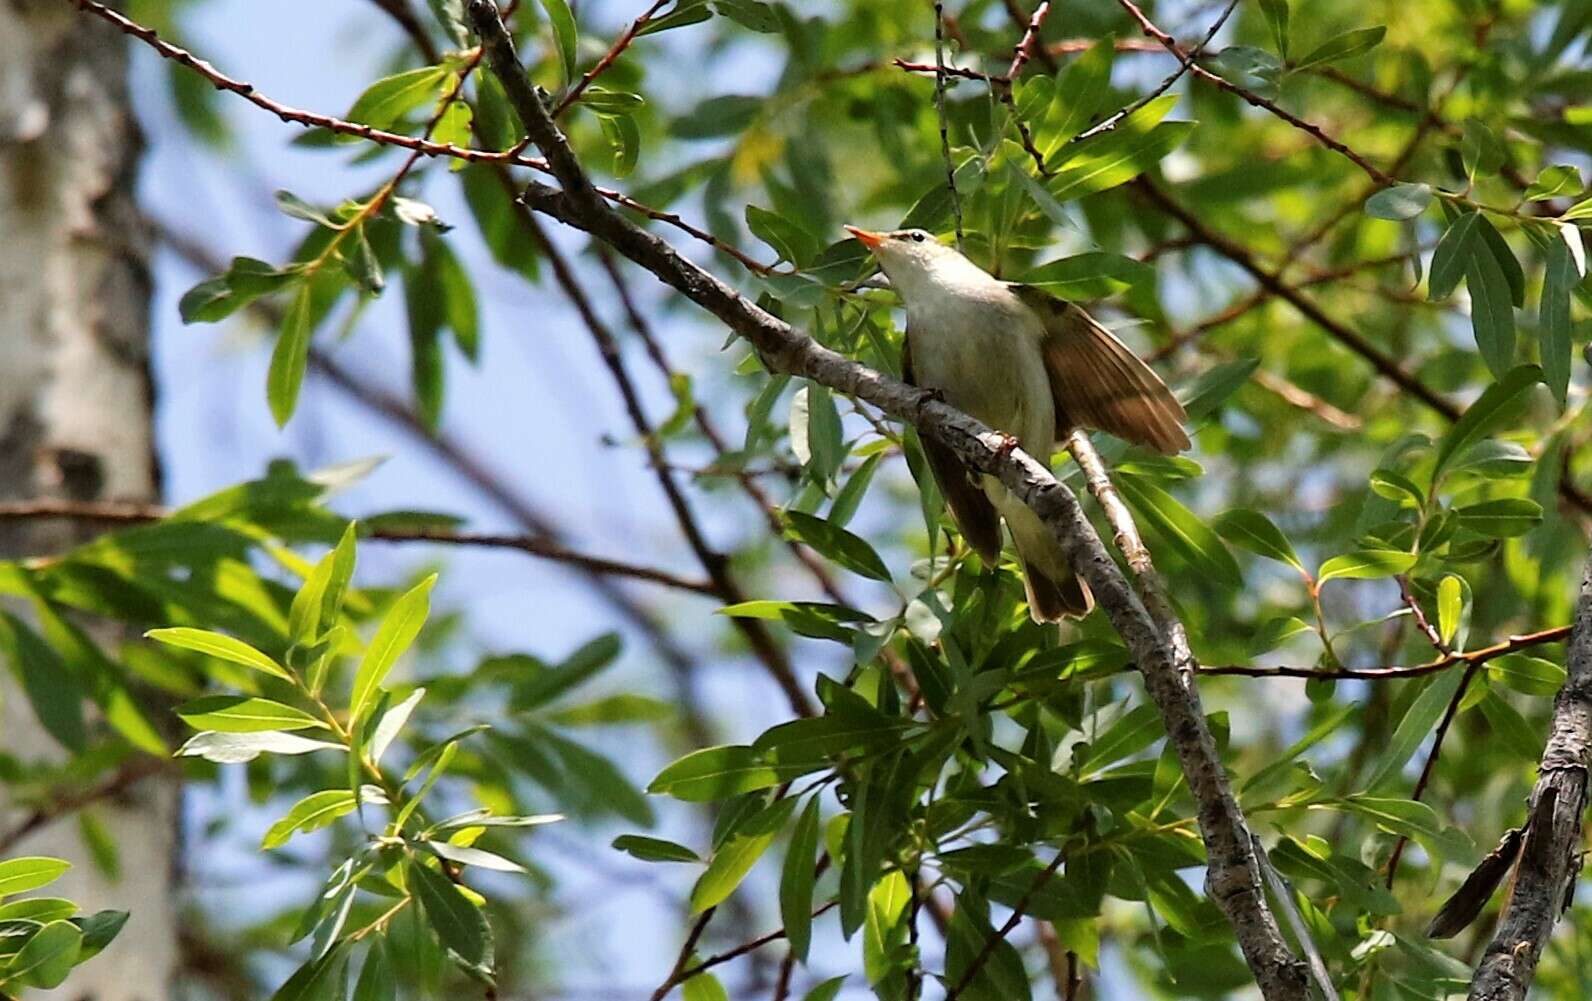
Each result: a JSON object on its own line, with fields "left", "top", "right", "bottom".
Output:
{"left": 902, "top": 333, "right": 1004, "bottom": 567}
{"left": 1011, "top": 285, "right": 1191, "bottom": 456}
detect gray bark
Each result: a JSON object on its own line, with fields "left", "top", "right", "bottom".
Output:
{"left": 1467, "top": 552, "right": 1592, "bottom": 1000}
{"left": 0, "top": 2, "right": 176, "bottom": 998}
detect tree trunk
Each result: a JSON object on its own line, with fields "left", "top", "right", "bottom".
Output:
{"left": 0, "top": 3, "right": 176, "bottom": 998}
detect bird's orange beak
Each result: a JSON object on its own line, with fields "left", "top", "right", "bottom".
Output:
{"left": 844, "top": 225, "right": 885, "bottom": 249}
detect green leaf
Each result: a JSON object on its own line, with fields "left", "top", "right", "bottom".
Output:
{"left": 426, "top": 841, "right": 526, "bottom": 874}
{"left": 682, "top": 970, "right": 730, "bottom": 1001}
{"left": 1488, "top": 654, "right": 1567, "bottom": 697}
{"left": 746, "top": 205, "right": 818, "bottom": 267}
{"left": 1292, "top": 25, "right": 1386, "bottom": 71}
{"left": 1076, "top": 703, "right": 1164, "bottom": 774}
{"left": 144, "top": 627, "right": 292, "bottom": 682}
{"left": 353, "top": 940, "right": 396, "bottom": 1001}
{"left": 596, "top": 112, "right": 641, "bottom": 177}
{"left": 0, "top": 859, "right": 69, "bottom": 899}
{"left": 1317, "top": 548, "right": 1417, "bottom": 583}
{"left": 1258, "top": 0, "right": 1289, "bottom": 57}
{"left": 176, "top": 696, "right": 328, "bottom": 733}
{"left": 1454, "top": 498, "right": 1543, "bottom": 537}
{"left": 369, "top": 687, "right": 426, "bottom": 765}
{"left": 268, "top": 285, "right": 314, "bottom": 427}
{"left": 263, "top": 790, "right": 364, "bottom": 849}
{"left": 669, "top": 94, "right": 763, "bottom": 139}
{"left": 636, "top": 1, "right": 714, "bottom": 36}
{"left": 828, "top": 453, "right": 882, "bottom": 528}
{"left": 538, "top": 0, "right": 579, "bottom": 85}
{"left": 289, "top": 523, "right": 358, "bottom": 645}
{"left": 690, "top": 797, "right": 796, "bottom": 912}
{"left": 1476, "top": 689, "right": 1540, "bottom": 760}
{"left": 802, "top": 978, "right": 847, "bottom": 1001}
{"left": 1046, "top": 98, "right": 1194, "bottom": 201}
{"left": 175, "top": 730, "right": 341, "bottom": 764}
{"left": 74, "top": 910, "right": 127, "bottom": 961}
{"left": 345, "top": 66, "right": 448, "bottom": 132}
{"left": 349, "top": 574, "right": 437, "bottom": 721}
{"left": 270, "top": 942, "right": 352, "bottom": 1001}
{"left": 547, "top": 693, "right": 672, "bottom": 726}
{"left": 178, "top": 257, "right": 301, "bottom": 324}
{"left": 1015, "top": 252, "right": 1153, "bottom": 299}
{"left": 1467, "top": 222, "right": 1520, "bottom": 376}
{"left": 1332, "top": 795, "right": 1472, "bottom": 861}
{"left": 1476, "top": 216, "right": 1526, "bottom": 307}
{"left": 408, "top": 859, "right": 493, "bottom": 981}
{"left": 611, "top": 835, "right": 701, "bottom": 864}
{"left": 784, "top": 511, "right": 891, "bottom": 582}
{"left": 1041, "top": 38, "right": 1116, "bottom": 152}
{"left": 1364, "top": 670, "right": 1463, "bottom": 791}
{"left": 716, "top": 600, "right": 875, "bottom": 643}
{"left": 1462, "top": 118, "right": 1505, "bottom": 180}
{"left": 1432, "top": 365, "right": 1542, "bottom": 482}
{"left": 648, "top": 745, "right": 794, "bottom": 801}
{"left": 1115, "top": 474, "right": 1242, "bottom": 587}
{"left": 1428, "top": 211, "right": 1480, "bottom": 301}
{"left": 1437, "top": 575, "right": 1462, "bottom": 645}
{"left": 343, "top": 224, "right": 384, "bottom": 295}
{"left": 1542, "top": 235, "right": 1575, "bottom": 408}
{"left": 781, "top": 795, "right": 822, "bottom": 961}
{"left": 1213, "top": 509, "right": 1304, "bottom": 573}
{"left": 789, "top": 383, "right": 844, "bottom": 482}
{"left": 275, "top": 190, "right": 338, "bottom": 228}
{"left": 5, "top": 920, "right": 81, "bottom": 989}
{"left": 1179, "top": 357, "right": 1258, "bottom": 420}
{"left": 1364, "top": 183, "right": 1432, "bottom": 220}
{"left": 1527, "top": 164, "right": 1583, "bottom": 200}
{"left": 713, "top": 0, "right": 778, "bottom": 32}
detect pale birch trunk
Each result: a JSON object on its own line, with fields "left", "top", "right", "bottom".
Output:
{"left": 0, "top": 2, "right": 177, "bottom": 998}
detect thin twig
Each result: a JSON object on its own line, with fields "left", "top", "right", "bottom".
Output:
{"left": 932, "top": 1, "right": 963, "bottom": 247}
{"left": 69, "top": 0, "right": 777, "bottom": 274}
{"left": 944, "top": 852, "right": 1066, "bottom": 1001}
{"left": 551, "top": 0, "right": 673, "bottom": 116}
{"left": 1201, "top": 626, "right": 1572, "bottom": 680}
{"left": 1074, "top": 0, "right": 1238, "bottom": 143}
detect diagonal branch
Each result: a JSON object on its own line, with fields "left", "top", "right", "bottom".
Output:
{"left": 1466, "top": 550, "right": 1592, "bottom": 1000}
{"left": 464, "top": 2, "right": 1308, "bottom": 994}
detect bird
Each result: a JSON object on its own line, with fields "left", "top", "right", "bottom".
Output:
{"left": 844, "top": 225, "right": 1190, "bottom": 622}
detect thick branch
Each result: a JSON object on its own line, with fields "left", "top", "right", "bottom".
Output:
{"left": 465, "top": 2, "right": 1306, "bottom": 994}
{"left": 1467, "top": 553, "right": 1592, "bottom": 1000}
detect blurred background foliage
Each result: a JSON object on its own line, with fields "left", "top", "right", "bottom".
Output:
{"left": 7, "top": 0, "right": 1592, "bottom": 998}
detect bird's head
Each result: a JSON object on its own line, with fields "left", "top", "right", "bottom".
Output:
{"left": 844, "top": 225, "right": 983, "bottom": 302}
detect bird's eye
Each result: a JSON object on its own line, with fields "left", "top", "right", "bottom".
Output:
{"left": 909, "top": 231, "right": 926, "bottom": 242}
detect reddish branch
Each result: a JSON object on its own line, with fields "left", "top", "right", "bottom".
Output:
{"left": 0, "top": 498, "right": 717, "bottom": 595}
{"left": 1201, "top": 625, "right": 1571, "bottom": 680}
{"left": 0, "top": 758, "right": 174, "bottom": 854}
{"left": 70, "top": 0, "right": 777, "bottom": 275}
{"left": 551, "top": 0, "right": 672, "bottom": 117}
{"left": 1113, "top": 0, "right": 1395, "bottom": 186}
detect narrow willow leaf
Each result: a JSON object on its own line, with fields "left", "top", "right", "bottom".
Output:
{"left": 1454, "top": 498, "right": 1543, "bottom": 537}
{"left": 1213, "top": 509, "right": 1304, "bottom": 573}
{"left": 408, "top": 859, "right": 493, "bottom": 981}
{"left": 1015, "top": 252, "right": 1153, "bottom": 300}
{"left": 780, "top": 795, "right": 822, "bottom": 961}
{"left": 1317, "top": 548, "right": 1416, "bottom": 582}
{"left": 784, "top": 510, "right": 891, "bottom": 582}
{"left": 1293, "top": 25, "right": 1386, "bottom": 71}
{"left": 176, "top": 730, "right": 341, "bottom": 764}
{"left": 1437, "top": 575, "right": 1462, "bottom": 645}
{"left": 538, "top": 0, "right": 579, "bottom": 85}
{"left": 690, "top": 797, "right": 796, "bottom": 912}
{"left": 1365, "top": 670, "right": 1462, "bottom": 791}
{"left": 345, "top": 66, "right": 448, "bottom": 132}
{"left": 426, "top": 841, "right": 526, "bottom": 874}
{"left": 144, "top": 627, "right": 292, "bottom": 682}
{"left": 1258, "top": 0, "right": 1289, "bottom": 57}
{"left": 1047, "top": 106, "right": 1193, "bottom": 201}
{"left": 1040, "top": 37, "right": 1115, "bottom": 152}
{"left": 1115, "top": 474, "right": 1242, "bottom": 587}
{"left": 268, "top": 285, "right": 314, "bottom": 427}
{"left": 828, "top": 453, "right": 882, "bottom": 528}
{"left": 6, "top": 920, "right": 81, "bottom": 989}
{"left": 349, "top": 574, "right": 437, "bottom": 721}
{"left": 1541, "top": 237, "right": 1574, "bottom": 408}
{"left": 1468, "top": 245, "right": 1518, "bottom": 377}
{"left": 262, "top": 790, "right": 359, "bottom": 849}
{"left": 1431, "top": 365, "right": 1542, "bottom": 482}
{"left": 353, "top": 940, "right": 396, "bottom": 1001}
{"left": 0, "top": 858, "right": 70, "bottom": 899}
{"left": 648, "top": 745, "right": 795, "bottom": 801}
{"left": 1364, "top": 183, "right": 1431, "bottom": 220}
{"left": 1428, "top": 212, "right": 1480, "bottom": 301}
{"left": 176, "top": 696, "right": 328, "bottom": 733}
{"left": 1526, "top": 164, "right": 1582, "bottom": 200}
{"left": 611, "top": 835, "right": 700, "bottom": 863}
{"left": 369, "top": 687, "right": 426, "bottom": 765}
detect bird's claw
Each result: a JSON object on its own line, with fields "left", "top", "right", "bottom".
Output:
{"left": 993, "top": 432, "right": 1022, "bottom": 457}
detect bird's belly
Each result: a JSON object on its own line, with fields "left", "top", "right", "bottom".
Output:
{"left": 909, "top": 315, "right": 1053, "bottom": 447}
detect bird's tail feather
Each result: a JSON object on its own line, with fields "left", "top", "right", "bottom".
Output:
{"left": 996, "top": 489, "right": 1093, "bottom": 622}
